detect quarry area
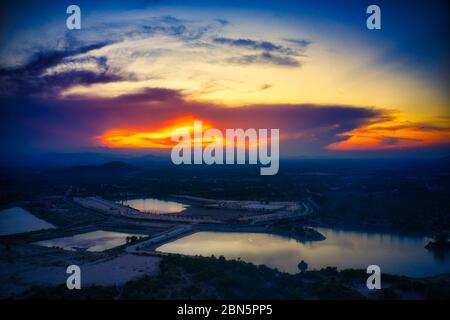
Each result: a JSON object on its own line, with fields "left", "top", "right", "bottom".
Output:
{"left": 0, "top": 194, "right": 315, "bottom": 298}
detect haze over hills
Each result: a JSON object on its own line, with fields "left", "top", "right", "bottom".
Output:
{"left": 1, "top": 150, "right": 449, "bottom": 169}
{"left": 61, "top": 161, "right": 140, "bottom": 176}
{"left": 0, "top": 152, "right": 169, "bottom": 168}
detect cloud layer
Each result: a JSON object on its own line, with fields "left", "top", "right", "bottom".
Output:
{"left": 3, "top": 87, "right": 441, "bottom": 157}
{"left": 0, "top": 8, "right": 448, "bottom": 158}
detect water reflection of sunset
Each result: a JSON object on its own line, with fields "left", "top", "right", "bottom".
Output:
{"left": 156, "top": 229, "right": 450, "bottom": 277}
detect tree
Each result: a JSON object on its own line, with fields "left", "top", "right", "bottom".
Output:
{"left": 298, "top": 260, "right": 308, "bottom": 273}
{"left": 434, "top": 233, "right": 449, "bottom": 244}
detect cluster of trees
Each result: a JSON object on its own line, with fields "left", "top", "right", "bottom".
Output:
{"left": 125, "top": 236, "right": 145, "bottom": 244}
{"left": 425, "top": 233, "right": 450, "bottom": 251}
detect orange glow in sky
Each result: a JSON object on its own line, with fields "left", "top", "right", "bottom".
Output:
{"left": 327, "top": 122, "right": 450, "bottom": 151}
{"left": 101, "top": 116, "right": 215, "bottom": 148}
{"left": 101, "top": 116, "right": 269, "bottom": 149}
{"left": 101, "top": 113, "right": 450, "bottom": 151}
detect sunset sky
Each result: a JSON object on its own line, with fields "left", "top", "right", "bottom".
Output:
{"left": 1, "top": 0, "right": 449, "bottom": 159}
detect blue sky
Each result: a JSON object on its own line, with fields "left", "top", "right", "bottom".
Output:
{"left": 0, "top": 0, "right": 449, "bottom": 159}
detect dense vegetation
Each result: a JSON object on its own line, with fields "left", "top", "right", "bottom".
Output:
{"left": 28, "top": 255, "right": 450, "bottom": 300}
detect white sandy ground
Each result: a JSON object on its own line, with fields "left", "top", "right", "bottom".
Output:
{"left": 0, "top": 252, "right": 160, "bottom": 298}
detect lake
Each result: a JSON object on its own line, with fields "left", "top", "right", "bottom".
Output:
{"left": 0, "top": 207, "right": 56, "bottom": 236}
{"left": 156, "top": 228, "right": 450, "bottom": 277}
{"left": 34, "top": 230, "right": 147, "bottom": 252}
{"left": 118, "top": 198, "right": 188, "bottom": 214}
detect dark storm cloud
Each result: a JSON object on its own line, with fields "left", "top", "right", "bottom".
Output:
{"left": 0, "top": 15, "right": 231, "bottom": 97}
{"left": 370, "top": 123, "right": 450, "bottom": 132}
{"left": 284, "top": 39, "right": 312, "bottom": 48}
{"left": 215, "top": 19, "right": 229, "bottom": 26}
{"left": 213, "top": 37, "right": 299, "bottom": 55}
{"left": 213, "top": 37, "right": 308, "bottom": 67}
{"left": 0, "top": 42, "right": 109, "bottom": 76}
{"left": 0, "top": 42, "right": 124, "bottom": 96}
{"left": 0, "top": 88, "right": 385, "bottom": 155}
{"left": 141, "top": 16, "right": 213, "bottom": 41}
{"left": 227, "top": 52, "right": 301, "bottom": 67}
{"left": 380, "top": 136, "right": 421, "bottom": 146}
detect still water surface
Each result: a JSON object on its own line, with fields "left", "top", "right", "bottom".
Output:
{"left": 34, "top": 230, "right": 147, "bottom": 252}
{"left": 119, "top": 198, "right": 188, "bottom": 214}
{"left": 0, "top": 207, "right": 56, "bottom": 236}
{"left": 156, "top": 228, "right": 450, "bottom": 277}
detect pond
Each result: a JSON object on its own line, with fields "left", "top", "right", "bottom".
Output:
{"left": 118, "top": 198, "right": 188, "bottom": 214}
{"left": 156, "top": 228, "right": 450, "bottom": 277}
{"left": 0, "top": 207, "right": 56, "bottom": 236}
{"left": 34, "top": 230, "right": 147, "bottom": 252}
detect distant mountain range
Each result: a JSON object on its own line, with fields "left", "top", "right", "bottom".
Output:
{"left": 0, "top": 152, "right": 169, "bottom": 168}
{"left": 63, "top": 161, "right": 139, "bottom": 175}
{"left": 1, "top": 151, "right": 449, "bottom": 173}
{"left": 43, "top": 161, "right": 144, "bottom": 181}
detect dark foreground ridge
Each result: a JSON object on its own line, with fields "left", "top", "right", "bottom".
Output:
{"left": 27, "top": 255, "right": 450, "bottom": 300}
